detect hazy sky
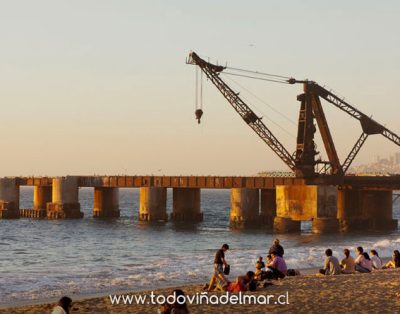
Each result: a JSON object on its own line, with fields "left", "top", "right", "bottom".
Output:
{"left": 0, "top": 0, "right": 399, "bottom": 176}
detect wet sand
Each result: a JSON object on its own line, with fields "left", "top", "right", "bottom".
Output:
{"left": 5, "top": 269, "right": 400, "bottom": 314}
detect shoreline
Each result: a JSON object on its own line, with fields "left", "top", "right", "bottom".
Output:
{"left": 0, "top": 266, "right": 321, "bottom": 310}
{"left": 5, "top": 268, "right": 400, "bottom": 313}
{"left": 0, "top": 281, "right": 205, "bottom": 310}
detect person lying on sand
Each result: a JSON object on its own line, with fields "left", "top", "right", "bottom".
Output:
{"left": 340, "top": 248, "right": 355, "bottom": 274}
{"left": 384, "top": 250, "right": 400, "bottom": 269}
{"left": 227, "top": 271, "right": 256, "bottom": 292}
{"left": 319, "top": 249, "right": 341, "bottom": 275}
{"left": 354, "top": 247, "right": 372, "bottom": 273}
{"left": 51, "top": 296, "right": 72, "bottom": 314}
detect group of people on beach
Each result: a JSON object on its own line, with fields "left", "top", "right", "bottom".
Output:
{"left": 50, "top": 239, "right": 400, "bottom": 313}
{"left": 206, "top": 239, "right": 290, "bottom": 292}
{"left": 205, "top": 239, "right": 400, "bottom": 293}
{"left": 320, "top": 246, "right": 400, "bottom": 275}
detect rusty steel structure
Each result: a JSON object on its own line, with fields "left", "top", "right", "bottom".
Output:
{"left": 187, "top": 52, "right": 400, "bottom": 182}
{"left": 14, "top": 175, "right": 400, "bottom": 190}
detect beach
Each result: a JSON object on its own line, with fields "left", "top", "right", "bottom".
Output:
{"left": 6, "top": 268, "right": 400, "bottom": 314}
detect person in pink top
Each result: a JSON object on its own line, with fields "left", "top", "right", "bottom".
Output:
{"left": 266, "top": 251, "right": 287, "bottom": 279}
{"left": 354, "top": 246, "right": 372, "bottom": 273}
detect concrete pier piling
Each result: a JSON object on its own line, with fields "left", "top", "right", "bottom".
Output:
{"left": 93, "top": 187, "right": 120, "bottom": 218}
{"left": 275, "top": 185, "right": 339, "bottom": 233}
{"left": 0, "top": 178, "right": 20, "bottom": 219}
{"left": 230, "top": 188, "right": 259, "bottom": 228}
{"left": 32, "top": 186, "right": 52, "bottom": 218}
{"left": 171, "top": 188, "right": 203, "bottom": 222}
{"left": 338, "top": 189, "right": 397, "bottom": 232}
{"left": 139, "top": 187, "right": 168, "bottom": 222}
{"left": 46, "top": 176, "right": 83, "bottom": 219}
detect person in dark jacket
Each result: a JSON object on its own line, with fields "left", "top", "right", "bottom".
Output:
{"left": 268, "top": 239, "right": 284, "bottom": 257}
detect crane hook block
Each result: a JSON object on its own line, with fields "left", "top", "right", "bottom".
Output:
{"left": 195, "top": 109, "right": 203, "bottom": 124}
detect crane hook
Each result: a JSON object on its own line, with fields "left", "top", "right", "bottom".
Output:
{"left": 195, "top": 109, "right": 203, "bottom": 124}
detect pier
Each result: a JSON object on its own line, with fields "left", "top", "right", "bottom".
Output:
{"left": 1, "top": 175, "right": 399, "bottom": 233}
{"left": 1, "top": 55, "right": 399, "bottom": 235}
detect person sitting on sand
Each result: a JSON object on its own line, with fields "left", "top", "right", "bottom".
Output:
{"left": 257, "top": 256, "right": 265, "bottom": 270}
{"left": 227, "top": 271, "right": 255, "bottom": 292}
{"left": 264, "top": 254, "right": 273, "bottom": 275}
{"left": 266, "top": 251, "right": 287, "bottom": 279}
{"left": 159, "top": 289, "right": 190, "bottom": 314}
{"left": 385, "top": 250, "right": 400, "bottom": 268}
{"left": 268, "top": 239, "right": 284, "bottom": 257}
{"left": 354, "top": 247, "right": 372, "bottom": 273}
{"left": 51, "top": 296, "right": 72, "bottom": 314}
{"left": 207, "top": 244, "right": 230, "bottom": 292}
{"left": 254, "top": 257, "right": 268, "bottom": 281}
{"left": 319, "top": 249, "right": 341, "bottom": 275}
{"left": 370, "top": 250, "right": 383, "bottom": 270}
{"left": 340, "top": 248, "right": 355, "bottom": 274}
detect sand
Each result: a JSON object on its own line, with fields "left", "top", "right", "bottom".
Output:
{"left": 4, "top": 269, "right": 400, "bottom": 314}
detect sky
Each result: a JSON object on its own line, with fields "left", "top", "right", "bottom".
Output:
{"left": 0, "top": 0, "right": 399, "bottom": 176}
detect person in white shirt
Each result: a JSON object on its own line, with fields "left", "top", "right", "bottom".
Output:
{"left": 370, "top": 250, "right": 382, "bottom": 270}
{"left": 340, "top": 248, "right": 355, "bottom": 274}
{"left": 319, "top": 249, "right": 341, "bottom": 275}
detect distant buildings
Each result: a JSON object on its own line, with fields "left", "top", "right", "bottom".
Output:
{"left": 349, "top": 152, "right": 400, "bottom": 174}
{"left": 258, "top": 152, "right": 400, "bottom": 175}
{"left": 396, "top": 152, "right": 400, "bottom": 164}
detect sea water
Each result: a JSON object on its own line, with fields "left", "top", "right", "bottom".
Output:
{"left": 0, "top": 187, "right": 399, "bottom": 306}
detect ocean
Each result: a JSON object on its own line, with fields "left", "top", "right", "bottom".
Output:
{"left": 1, "top": 187, "right": 399, "bottom": 307}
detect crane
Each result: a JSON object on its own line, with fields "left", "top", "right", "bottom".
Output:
{"left": 187, "top": 51, "right": 400, "bottom": 178}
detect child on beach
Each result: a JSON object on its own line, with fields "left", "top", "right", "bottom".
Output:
{"left": 257, "top": 256, "right": 265, "bottom": 270}
{"left": 340, "top": 248, "right": 355, "bottom": 274}
{"left": 319, "top": 249, "right": 341, "bottom": 275}
{"left": 254, "top": 257, "right": 267, "bottom": 281}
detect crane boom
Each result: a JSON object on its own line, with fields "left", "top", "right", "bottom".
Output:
{"left": 308, "top": 82, "right": 400, "bottom": 171}
{"left": 309, "top": 83, "right": 400, "bottom": 146}
{"left": 310, "top": 93, "right": 342, "bottom": 174}
{"left": 187, "top": 52, "right": 296, "bottom": 171}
